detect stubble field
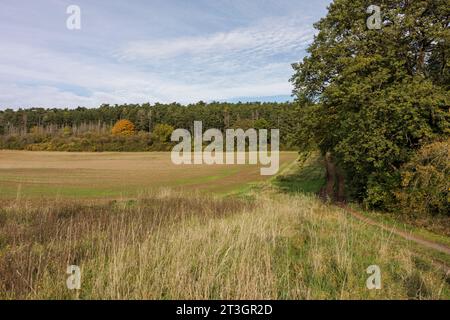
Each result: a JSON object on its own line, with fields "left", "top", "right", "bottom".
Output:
{"left": 0, "top": 151, "right": 298, "bottom": 199}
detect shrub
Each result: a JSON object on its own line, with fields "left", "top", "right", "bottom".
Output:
{"left": 152, "top": 124, "right": 174, "bottom": 143}
{"left": 111, "top": 119, "right": 135, "bottom": 136}
{"left": 395, "top": 139, "right": 449, "bottom": 217}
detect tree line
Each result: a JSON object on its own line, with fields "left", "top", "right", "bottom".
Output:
{"left": 0, "top": 102, "right": 302, "bottom": 151}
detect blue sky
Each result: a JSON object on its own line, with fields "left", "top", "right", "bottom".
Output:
{"left": 0, "top": 0, "right": 331, "bottom": 109}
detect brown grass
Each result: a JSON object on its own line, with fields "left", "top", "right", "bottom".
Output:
{"left": 0, "top": 189, "right": 448, "bottom": 300}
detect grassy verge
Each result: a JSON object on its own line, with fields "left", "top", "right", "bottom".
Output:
{"left": 345, "top": 204, "right": 450, "bottom": 267}
{"left": 272, "top": 151, "right": 325, "bottom": 194}
{"left": 348, "top": 204, "right": 450, "bottom": 248}
{"left": 271, "top": 152, "right": 450, "bottom": 269}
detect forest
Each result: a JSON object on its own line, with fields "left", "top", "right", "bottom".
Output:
{"left": 0, "top": 102, "right": 299, "bottom": 150}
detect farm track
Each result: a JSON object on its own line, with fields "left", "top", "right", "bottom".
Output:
{"left": 336, "top": 203, "right": 450, "bottom": 274}
{"left": 273, "top": 153, "right": 450, "bottom": 274}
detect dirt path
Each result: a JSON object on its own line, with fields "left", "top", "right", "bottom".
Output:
{"left": 336, "top": 203, "right": 450, "bottom": 274}
{"left": 280, "top": 155, "right": 450, "bottom": 273}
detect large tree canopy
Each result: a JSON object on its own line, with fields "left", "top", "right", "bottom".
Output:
{"left": 291, "top": 0, "right": 449, "bottom": 207}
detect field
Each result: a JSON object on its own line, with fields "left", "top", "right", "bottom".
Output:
{"left": 0, "top": 151, "right": 298, "bottom": 199}
{"left": 0, "top": 150, "right": 449, "bottom": 299}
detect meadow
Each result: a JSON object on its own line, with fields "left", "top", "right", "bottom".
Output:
{"left": 1, "top": 189, "right": 449, "bottom": 299}
{"left": 0, "top": 150, "right": 449, "bottom": 299}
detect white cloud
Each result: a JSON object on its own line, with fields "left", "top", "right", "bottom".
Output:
{"left": 118, "top": 17, "right": 314, "bottom": 62}
{"left": 0, "top": 14, "right": 314, "bottom": 109}
{"left": 120, "top": 32, "right": 255, "bottom": 60}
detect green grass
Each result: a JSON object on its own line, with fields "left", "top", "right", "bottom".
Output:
{"left": 174, "top": 167, "right": 240, "bottom": 186}
{"left": 349, "top": 204, "right": 450, "bottom": 248}
{"left": 272, "top": 151, "right": 325, "bottom": 194}
{"left": 270, "top": 151, "right": 450, "bottom": 271}
{"left": 0, "top": 169, "right": 240, "bottom": 199}
{"left": 346, "top": 204, "right": 450, "bottom": 267}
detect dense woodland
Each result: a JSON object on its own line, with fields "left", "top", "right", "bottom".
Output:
{"left": 0, "top": 102, "right": 300, "bottom": 151}
{"left": 291, "top": 0, "right": 449, "bottom": 217}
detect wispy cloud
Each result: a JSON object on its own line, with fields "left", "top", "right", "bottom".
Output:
{"left": 0, "top": 0, "right": 331, "bottom": 109}
{"left": 118, "top": 17, "right": 313, "bottom": 61}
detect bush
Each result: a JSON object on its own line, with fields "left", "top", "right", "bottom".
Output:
{"left": 14, "top": 132, "right": 153, "bottom": 152}
{"left": 152, "top": 124, "right": 174, "bottom": 143}
{"left": 111, "top": 119, "right": 135, "bottom": 136}
{"left": 394, "top": 139, "right": 449, "bottom": 217}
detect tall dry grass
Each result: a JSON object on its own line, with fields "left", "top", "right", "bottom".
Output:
{"left": 0, "top": 189, "right": 448, "bottom": 299}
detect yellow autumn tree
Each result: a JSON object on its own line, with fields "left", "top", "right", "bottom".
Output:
{"left": 111, "top": 119, "right": 135, "bottom": 136}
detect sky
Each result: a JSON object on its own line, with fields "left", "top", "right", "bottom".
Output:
{"left": 0, "top": 0, "right": 332, "bottom": 109}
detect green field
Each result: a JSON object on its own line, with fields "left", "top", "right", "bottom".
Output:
{"left": 0, "top": 151, "right": 298, "bottom": 199}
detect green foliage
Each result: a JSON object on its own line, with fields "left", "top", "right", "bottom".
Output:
{"left": 291, "top": 0, "right": 450, "bottom": 208}
{"left": 152, "top": 123, "right": 174, "bottom": 143}
{"left": 0, "top": 102, "right": 301, "bottom": 150}
{"left": 253, "top": 118, "right": 270, "bottom": 130}
{"left": 395, "top": 139, "right": 449, "bottom": 217}
{"left": 0, "top": 132, "right": 153, "bottom": 152}
{"left": 231, "top": 119, "right": 255, "bottom": 130}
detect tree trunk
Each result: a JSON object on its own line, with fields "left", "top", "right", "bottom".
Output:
{"left": 321, "top": 152, "right": 346, "bottom": 202}
{"left": 336, "top": 166, "right": 346, "bottom": 203}
{"left": 324, "top": 152, "right": 336, "bottom": 200}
